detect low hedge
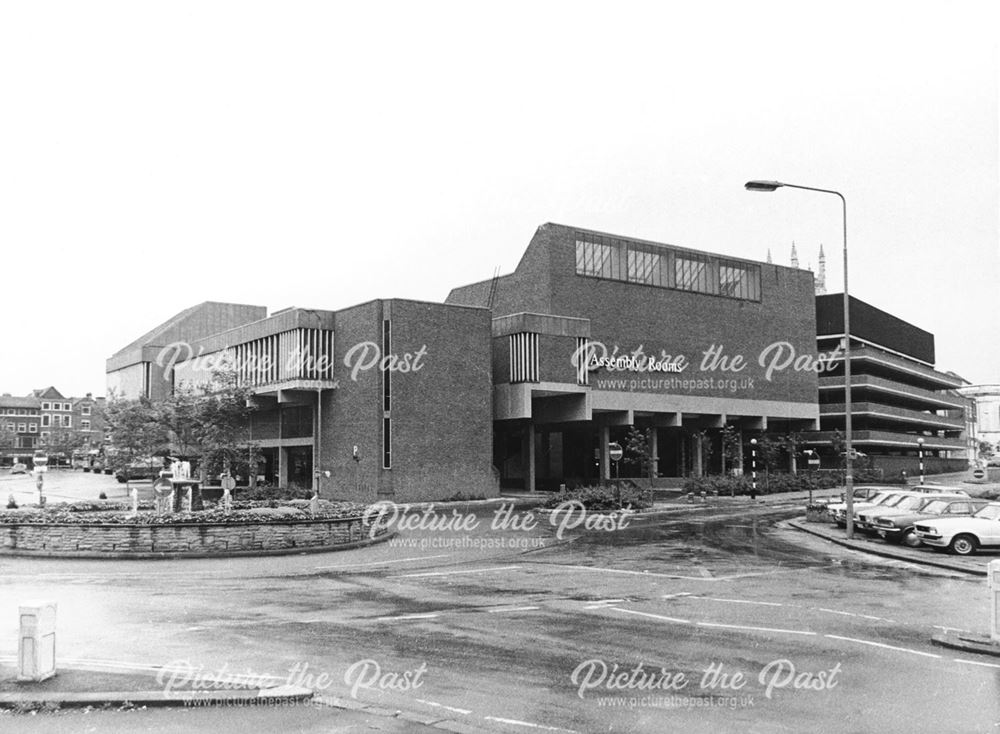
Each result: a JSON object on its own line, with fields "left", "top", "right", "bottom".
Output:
{"left": 0, "top": 500, "right": 369, "bottom": 526}
{"left": 682, "top": 469, "right": 906, "bottom": 496}
{"left": 541, "top": 484, "right": 652, "bottom": 511}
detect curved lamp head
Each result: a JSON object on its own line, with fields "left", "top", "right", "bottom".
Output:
{"left": 745, "top": 180, "right": 784, "bottom": 192}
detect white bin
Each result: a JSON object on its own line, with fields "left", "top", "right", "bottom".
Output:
{"left": 18, "top": 600, "right": 57, "bottom": 682}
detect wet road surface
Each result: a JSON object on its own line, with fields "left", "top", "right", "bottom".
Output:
{"left": 2, "top": 499, "right": 999, "bottom": 732}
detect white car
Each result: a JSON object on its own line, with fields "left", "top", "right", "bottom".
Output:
{"left": 856, "top": 493, "right": 967, "bottom": 532}
{"left": 828, "top": 490, "right": 916, "bottom": 528}
{"left": 914, "top": 503, "right": 1000, "bottom": 555}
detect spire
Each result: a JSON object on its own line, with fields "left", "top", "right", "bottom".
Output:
{"left": 815, "top": 244, "right": 827, "bottom": 294}
{"left": 766, "top": 249, "right": 773, "bottom": 264}
{"left": 790, "top": 241, "right": 799, "bottom": 268}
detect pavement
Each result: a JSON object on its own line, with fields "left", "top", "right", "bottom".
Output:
{"left": 0, "top": 663, "right": 313, "bottom": 710}
{"left": 784, "top": 518, "right": 991, "bottom": 576}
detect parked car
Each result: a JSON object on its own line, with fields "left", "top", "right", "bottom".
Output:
{"left": 9, "top": 462, "right": 28, "bottom": 475}
{"left": 873, "top": 497, "right": 990, "bottom": 546}
{"left": 114, "top": 458, "right": 166, "bottom": 483}
{"left": 828, "top": 490, "right": 915, "bottom": 528}
{"left": 914, "top": 503, "right": 1000, "bottom": 555}
{"left": 856, "top": 493, "right": 968, "bottom": 532}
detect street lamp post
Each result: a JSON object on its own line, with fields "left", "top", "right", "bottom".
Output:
{"left": 745, "top": 180, "right": 854, "bottom": 537}
{"left": 917, "top": 437, "right": 925, "bottom": 485}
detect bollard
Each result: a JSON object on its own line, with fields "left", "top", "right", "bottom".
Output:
{"left": 223, "top": 487, "right": 232, "bottom": 516}
{"left": 989, "top": 559, "right": 1000, "bottom": 642}
{"left": 18, "top": 601, "right": 57, "bottom": 682}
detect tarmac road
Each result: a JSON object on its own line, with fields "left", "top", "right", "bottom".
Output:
{"left": 2, "top": 491, "right": 1000, "bottom": 732}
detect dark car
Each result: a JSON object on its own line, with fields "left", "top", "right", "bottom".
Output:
{"left": 114, "top": 459, "right": 167, "bottom": 483}
{"left": 872, "top": 497, "right": 990, "bottom": 547}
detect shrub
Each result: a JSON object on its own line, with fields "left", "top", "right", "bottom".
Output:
{"left": 541, "top": 484, "right": 652, "bottom": 511}
{"left": 98, "top": 491, "right": 107, "bottom": 500}
{"left": 6, "top": 495, "right": 16, "bottom": 510}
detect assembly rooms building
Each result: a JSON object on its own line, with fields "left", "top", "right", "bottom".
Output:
{"left": 107, "top": 223, "right": 828, "bottom": 502}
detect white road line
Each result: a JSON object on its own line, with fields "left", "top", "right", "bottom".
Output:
{"left": 316, "top": 554, "right": 450, "bottom": 569}
{"left": 398, "top": 565, "right": 521, "bottom": 578}
{"left": 483, "top": 716, "right": 579, "bottom": 733}
{"left": 610, "top": 607, "right": 692, "bottom": 625}
{"left": 690, "top": 596, "right": 784, "bottom": 607}
{"left": 375, "top": 613, "right": 441, "bottom": 621}
{"left": 697, "top": 622, "right": 817, "bottom": 636}
{"left": 815, "top": 607, "right": 893, "bottom": 622}
{"left": 824, "top": 634, "right": 942, "bottom": 659}
{"left": 661, "top": 593, "right": 693, "bottom": 600}
{"left": 954, "top": 658, "right": 1000, "bottom": 670}
{"left": 416, "top": 699, "right": 472, "bottom": 715}
{"left": 487, "top": 606, "right": 540, "bottom": 613}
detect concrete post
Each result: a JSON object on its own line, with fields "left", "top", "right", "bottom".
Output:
{"left": 130, "top": 487, "right": 138, "bottom": 515}
{"left": 694, "top": 435, "right": 703, "bottom": 477}
{"left": 18, "top": 601, "right": 57, "bottom": 682}
{"left": 990, "top": 560, "right": 1000, "bottom": 644}
{"left": 223, "top": 488, "right": 232, "bottom": 516}
{"left": 599, "top": 425, "right": 611, "bottom": 482}
{"left": 649, "top": 428, "right": 659, "bottom": 479}
{"left": 525, "top": 423, "right": 536, "bottom": 492}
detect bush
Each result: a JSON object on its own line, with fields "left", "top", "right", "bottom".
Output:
{"left": 239, "top": 485, "right": 315, "bottom": 502}
{"left": 98, "top": 491, "right": 107, "bottom": 500}
{"left": 541, "top": 484, "right": 652, "bottom": 511}
{"left": 6, "top": 495, "right": 16, "bottom": 510}
{"left": 682, "top": 472, "right": 841, "bottom": 496}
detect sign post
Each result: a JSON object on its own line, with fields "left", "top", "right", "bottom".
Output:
{"left": 221, "top": 474, "right": 236, "bottom": 516}
{"left": 608, "top": 442, "right": 623, "bottom": 506}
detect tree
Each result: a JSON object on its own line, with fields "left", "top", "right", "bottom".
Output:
{"left": 160, "top": 368, "right": 262, "bottom": 489}
{"left": 624, "top": 426, "right": 655, "bottom": 488}
{"left": 721, "top": 425, "right": 741, "bottom": 476}
{"left": 980, "top": 440, "right": 996, "bottom": 461}
{"left": 102, "top": 397, "right": 171, "bottom": 491}
{"left": 695, "top": 430, "right": 716, "bottom": 476}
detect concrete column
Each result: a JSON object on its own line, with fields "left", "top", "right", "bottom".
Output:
{"left": 736, "top": 427, "right": 745, "bottom": 476}
{"left": 524, "top": 423, "right": 536, "bottom": 492}
{"left": 278, "top": 446, "right": 289, "bottom": 488}
{"left": 694, "top": 434, "right": 704, "bottom": 477}
{"left": 649, "top": 428, "right": 659, "bottom": 479}
{"left": 599, "top": 425, "right": 611, "bottom": 482}
{"left": 790, "top": 448, "right": 798, "bottom": 474}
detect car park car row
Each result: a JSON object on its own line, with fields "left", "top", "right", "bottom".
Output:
{"left": 822, "top": 485, "right": 1000, "bottom": 556}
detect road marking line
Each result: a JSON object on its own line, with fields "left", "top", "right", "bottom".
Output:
{"left": 697, "top": 622, "right": 816, "bottom": 636}
{"left": 815, "top": 607, "right": 893, "bottom": 622}
{"left": 487, "top": 606, "right": 540, "bottom": 613}
{"left": 416, "top": 699, "right": 472, "bottom": 715}
{"left": 661, "top": 593, "right": 693, "bottom": 600}
{"left": 375, "top": 613, "right": 441, "bottom": 621}
{"left": 399, "top": 565, "right": 521, "bottom": 578}
{"left": 690, "top": 596, "right": 784, "bottom": 607}
{"left": 483, "top": 716, "right": 579, "bottom": 732}
{"left": 824, "top": 634, "right": 942, "bottom": 658}
{"left": 316, "top": 554, "right": 450, "bottom": 569}
{"left": 609, "top": 608, "right": 692, "bottom": 625}
{"left": 954, "top": 658, "right": 1000, "bottom": 670}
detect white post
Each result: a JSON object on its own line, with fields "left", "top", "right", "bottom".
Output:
{"left": 990, "top": 560, "right": 1000, "bottom": 644}
{"left": 18, "top": 601, "right": 57, "bottom": 682}
{"left": 130, "top": 487, "right": 138, "bottom": 515}
{"left": 223, "top": 488, "right": 232, "bottom": 516}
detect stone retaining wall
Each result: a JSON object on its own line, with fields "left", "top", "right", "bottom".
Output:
{"left": 0, "top": 516, "right": 390, "bottom": 558}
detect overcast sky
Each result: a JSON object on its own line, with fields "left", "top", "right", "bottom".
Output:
{"left": 1, "top": 1, "right": 997, "bottom": 398}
